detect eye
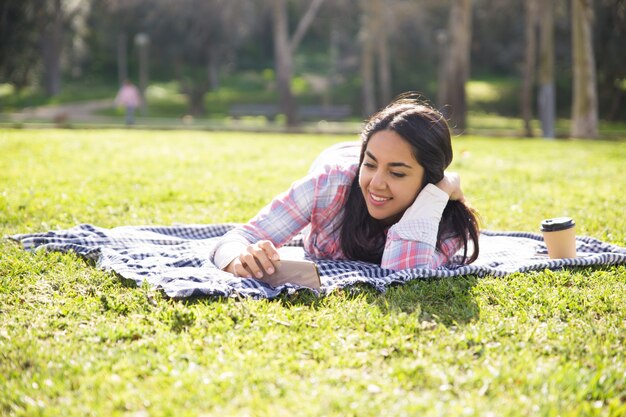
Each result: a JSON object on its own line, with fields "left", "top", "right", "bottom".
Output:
{"left": 390, "top": 171, "right": 406, "bottom": 178}
{"left": 362, "top": 162, "right": 376, "bottom": 169}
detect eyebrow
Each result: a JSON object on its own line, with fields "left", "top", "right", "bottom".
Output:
{"left": 365, "top": 150, "right": 413, "bottom": 169}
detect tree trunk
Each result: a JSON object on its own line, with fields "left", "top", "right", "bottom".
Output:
{"left": 136, "top": 35, "right": 149, "bottom": 115}
{"left": 439, "top": 0, "right": 472, "bottom": 131}
{"left": 374, "top": 0, "right": 391, "bottom": 106}
{"left": 272, "top": 0, "right": 325, "bottom": 127}
{"left": 189, "top": 86, "right": 207, "bottom": 116}
{"left": 117, "top": 32, "right": 127, "bottom": 86}
{"left": 360, "top": 0, "right": 376, "bottom": 117}
{"left": 273, "top": 0, "right": 297, "bottom": 126}
{"left": 538, "top": 0, "right": 555, "bottom": 138}
{"left": 41, "top": 0, "right": 63, "bottom": 97}
{"left": 181, "top": 77, "right": 208, "bottom": 116}
{"left": 324, "top": 25, "right": 340, "bottom": 106}
{"left": 571, "top": 0, "right": 599, "bottom": 138}
{"left": 436, "top": 30, "right": 448, "bottom": 115}
{"left": 521, "top": 0, "right": 538, "bottom": 138}
{"left": 207, "top": 44, "right": 220, "bottom": 91}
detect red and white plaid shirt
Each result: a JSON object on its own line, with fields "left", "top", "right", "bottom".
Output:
{"left": 212, "top": 161, "right": 461, "bottom": 271}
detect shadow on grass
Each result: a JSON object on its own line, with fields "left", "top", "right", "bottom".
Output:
{"left": 324, "top": 276, "right": 480, "bottom": 327}
{"left": 172, "top": 273, "right": 481, "bottom": 328}
{"left": 374, "top": 276, "right": 481, "bottom": 326}
{"left": 256, "top": 276, "right": 480, "bottom": 326}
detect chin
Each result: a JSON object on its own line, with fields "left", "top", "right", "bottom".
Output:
{"left": 367, "top": 208, "right": 401, "bottom": 225}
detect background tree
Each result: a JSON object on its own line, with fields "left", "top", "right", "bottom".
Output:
{"left": 359, "top": 0, "right": 377, "bottom": 116}
{"left": 374, "top": 0, "right": 392, "bottom": 107}
{"left": 538, "top": 0, "right": 556, "bottom": 138}
{"left": 273, "top": 0, "right": 326, "bottom": 126}
{"left": 40, "top": 0, "right": 65, "bottom": 97}
{"left": 108, "top": 0, "right": 259, "bottom": 116}
{"left": 438, "top": 0, "right": 472, "bottom": 131}
{"left": 360, "top": 0, "right": 392, "bottom": 116}
{"left": 1, "top": 0, "right": 91, "bottom": 98}
{"left": 521, "top": 0, "right": 538, "bottom": 137}
{"left": 2, "top": 0, "right": 625, "bottom": 127}
{"left": 571, "top": 0, "right": 599, "bottom": 138}
{"left": 594, "top": 0, "right": 625, "bottom": 121}
{"left": 38, "top": 0, "right": 91, "bottom": 97}
{"left": 0, "top": 1, "right": 40, "bottom": 92}
{"left": 309, "top": 0, "right": 361, "bottom": 108}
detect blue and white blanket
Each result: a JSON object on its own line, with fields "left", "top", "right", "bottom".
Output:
{"left": 9, "top": 224, "right": 626, "bottom": 299}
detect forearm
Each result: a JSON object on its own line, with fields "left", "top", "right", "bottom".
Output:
{"left": 211, "top": 174, "right": 319, "bottom": 271}
{"left": 382, "top": 219, "right": 448, "bottom": 270}
{"left": 212, "top": 236, "right": 250, "bottom": 270}
{"left": 381, "top": 184, "right": 450, "bottom": 270}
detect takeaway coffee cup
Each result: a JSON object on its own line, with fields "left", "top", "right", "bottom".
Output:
{"left": 540, "top": 217, "right": 577, "bottom": 259}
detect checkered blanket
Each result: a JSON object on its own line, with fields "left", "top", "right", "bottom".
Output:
{"left": 9, "top": 224, "right": 626, "bottom": 299}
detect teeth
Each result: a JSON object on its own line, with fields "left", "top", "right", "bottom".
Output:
{"left": 371, "top": 193, "right": 390, "bottom": 202}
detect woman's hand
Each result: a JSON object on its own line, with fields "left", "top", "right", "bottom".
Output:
{"left": 436, "top": 172, "right": 465, "bottom": 202}
{"left": 224, "top": 240, "right": 280, "bottom": 279}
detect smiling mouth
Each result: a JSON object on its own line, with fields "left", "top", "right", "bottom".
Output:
{"left": 369, "top": 192, "right": 391, "bottom": 204}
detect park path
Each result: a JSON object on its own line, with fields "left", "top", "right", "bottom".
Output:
{"left": 5, "top": 98, "right": 363, "bottom": 134}
{"left": 9, "top": 99, "right": 115, "bottom": 124}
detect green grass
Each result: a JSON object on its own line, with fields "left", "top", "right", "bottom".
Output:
{"left": 1, "top": 129, "right": 625, "bottom": 416}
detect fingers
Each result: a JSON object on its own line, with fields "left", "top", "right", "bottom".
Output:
{"left": 229, "top": 240, "right": 280, "bottom": 279}
{"left": 228, "top": 258, "right": 250, "bottom": 278}
{"left": 448, "top": 173, "right": 464, "bottom": 202}
{"left": 258, "top": 240, "right": 280, "bottom": 264}
{"left": 437, "top": 172, "right": 464, "bottom": 201}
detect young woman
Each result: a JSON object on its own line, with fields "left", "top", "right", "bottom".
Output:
{"left": 211, "top": 95, "right": 480, "bottom": 279}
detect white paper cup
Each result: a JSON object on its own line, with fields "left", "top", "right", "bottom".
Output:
{"left": 541, "top": 217, "right": 577, "bottom": 259}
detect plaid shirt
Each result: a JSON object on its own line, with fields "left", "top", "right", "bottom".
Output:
{"left": 212, "top": 161, "right": 461, "bottom": 271}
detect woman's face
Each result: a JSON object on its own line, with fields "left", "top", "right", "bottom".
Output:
{"left": 359, "top": 130, "right": 425, "bottom": 225}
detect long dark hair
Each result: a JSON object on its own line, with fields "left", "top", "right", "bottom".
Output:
{"left": 339, "top": 94, "right": 480, "bottom": 265}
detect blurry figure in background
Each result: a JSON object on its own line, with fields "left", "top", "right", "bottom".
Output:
{"left": 115, "top": 80, "right": 142, "bottom": 125}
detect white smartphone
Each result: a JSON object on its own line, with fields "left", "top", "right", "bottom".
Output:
{"left": 259, "top": 259, "right": 321, "bottom": 290}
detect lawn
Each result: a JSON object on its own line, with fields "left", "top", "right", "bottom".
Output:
{"left": 1, "top": 129, "right": 625, "bottom": 416}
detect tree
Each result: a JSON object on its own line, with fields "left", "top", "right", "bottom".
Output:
{"left": 273, "top": 0, "right": 326, "bottom": 126}
{"left": 0, "top": 0, "right": 89, "bottom": 97}
{"left": 38, "top": 0, "right": 91, "bottom": 97}
{"left": 0, "top": 1, "right": 40, "bottom": 92}
{"left": 374, "top": 0, "right": 392, "bottom": 107}
{"left": 359, "top": 0, "right": 376, "bottom": 117}
{"left": 438, "top": 0, "right": 472, "bottom": 131}
{"left": 595, "top": 0, "right": 626, "bottom": 121}
{"left": 359, "top": 0, "right": 392, "bottom": 116}
{"left": 538, "top": 0, "right": 556, "bottom": 138}
{"left": 571, "top": 0, "right": 599, "bottom": 138}
{"left": 40, "top": 0, "right": 64, "bottom": 97}
{"left": 108, "top": 0, "right": 258, "bottom": 116}
{"left": 521, "top": 0, "right": 538, "bottom": 137}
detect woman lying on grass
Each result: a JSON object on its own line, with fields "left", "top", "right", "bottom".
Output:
{"left": 211, "top": 94, "right": 480, "bottom": 279}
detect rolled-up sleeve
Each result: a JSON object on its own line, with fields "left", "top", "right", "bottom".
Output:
{"left": 381, "top": 184, "right": 461, "bottom": 270}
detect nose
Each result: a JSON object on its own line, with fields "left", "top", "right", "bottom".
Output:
{"left": 370, "top": 169, "right": 387, "bottom": 190}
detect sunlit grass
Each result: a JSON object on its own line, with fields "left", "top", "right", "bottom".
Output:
{"left": 1, "top": 129, "right": 625, "bottom": 416}
{"left": 467, "top": 80, "right": 505, "bottom": 103}
{"left": 0, "top": 83, "right": 16, "bottom": 97}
